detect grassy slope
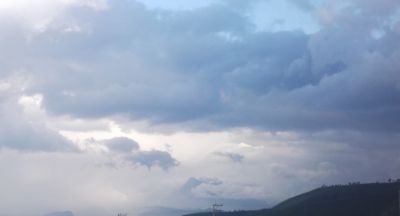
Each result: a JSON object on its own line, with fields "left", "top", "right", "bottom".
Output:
{"left": 185, "top": 182, "right": 400, "bottom": 216}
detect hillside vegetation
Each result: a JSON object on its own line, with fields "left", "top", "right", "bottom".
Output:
{"left": 185, "top": 182, "right": 400, "bottom": 216}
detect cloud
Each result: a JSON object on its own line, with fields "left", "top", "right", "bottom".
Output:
{"left": 0, "top": 77, "right": 75, "bottom": 152}
{"left": 181, "top": 176, "right": 266, "bottom": 200}
{"left": 181, "top": 177, "right": 223, "bottom": 194}
{"left": 26, "top": 1, "right": 313, "bottom": 124}
{"left": 214, "top": 152, "right": 244, "bottom": 163}
{"left": 352, "top": 0, "right": 400, "bottom": 15}
{"left": 4, "top": 0, "right": 394, "bottom": 137}
{"left": 0, "top": 0, "right": 397, "bottom": 159}
{"left": 103, "top": 137, "right": 178, "bottom": 170}
{"left": 104, "top": 137, "right": 139, "bottom": 153}
{"left": 286, "top": 0, "right": 314, "bottom": 11}
{"left": 126, "top": 150, "right": 179, "bottom": 170}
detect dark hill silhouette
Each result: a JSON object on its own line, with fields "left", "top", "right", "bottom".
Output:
{"left": 185, "top": 182, "right": 400, "bottom": 216}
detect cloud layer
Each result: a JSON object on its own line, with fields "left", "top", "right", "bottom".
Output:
{"left": 4, "top": 0, "right": 395, "bottom": 135}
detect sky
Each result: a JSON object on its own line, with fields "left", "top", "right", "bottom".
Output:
{"left": 0, "top": 0, "right": 400, "bottom": 215}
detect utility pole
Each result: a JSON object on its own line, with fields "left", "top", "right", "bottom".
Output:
{"left": 398, "top": 189, "right": 400, "bottom": 216}
{"left": 212, "top": 203, "right": 223, "bottom": 216}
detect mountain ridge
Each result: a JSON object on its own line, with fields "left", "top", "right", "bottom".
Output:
{"left": 185, "top": 182, "right": 400, "bottom": 216}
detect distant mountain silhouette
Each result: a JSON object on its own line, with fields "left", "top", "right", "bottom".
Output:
{"left": 185, "top": 182, "right": 400, "bottom": 216}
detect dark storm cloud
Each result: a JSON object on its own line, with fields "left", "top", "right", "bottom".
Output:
{"left": 27, "top": 2, "right": 317, "bottom": 122}
{"left": 3, "top": 0, "right": 400, "bottom": 135}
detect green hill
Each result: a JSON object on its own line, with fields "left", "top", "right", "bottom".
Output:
{"left": 185, "top": 182, "right": 400, "bottom": 216}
